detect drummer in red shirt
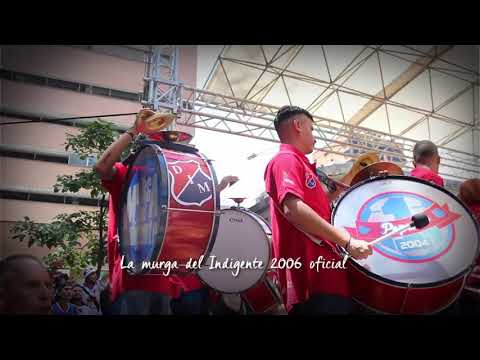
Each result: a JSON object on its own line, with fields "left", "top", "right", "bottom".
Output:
{"left": 459, "top": 178, "right": 480, "bottom": 286}
{"left": 264, "top": 105, "right": 373, "bottom": 315}
{"left": 410, "top": 140, "right": 444, "bottom": 187}
{"left": 95, "top": 108, "right": 179, "bottom": 314}
{"left": 95, "top": 108, "right": 240, "bottom": 314}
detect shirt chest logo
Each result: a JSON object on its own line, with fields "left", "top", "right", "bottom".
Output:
{"left": 305, "top": 174, "right": 317, "bottom": 189}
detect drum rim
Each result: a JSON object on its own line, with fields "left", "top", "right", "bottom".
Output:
{"left": 332, "top": 174, "right": 480, "bottom": 289}
{"left": 117, "top": 144, "right": 169, "bottom": 275}
{"left": 195, "top": 149, "right": 221, "bottom": 270}
{"left": 197, "top": 208, "right": 272, "bottom": 294}
{"left": 241, "top": 273, "right": 283, "bottom": 313}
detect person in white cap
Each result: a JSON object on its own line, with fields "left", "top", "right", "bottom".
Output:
{"left": 78, "top": 267, "right": 105, "bottom": 315}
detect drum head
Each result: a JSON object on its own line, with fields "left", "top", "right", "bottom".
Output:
{"left": 332, "top": 176, "right": 479, "bottom": 286}
{"left": 118, "top": 145, "right": 168, "bottom": 274}
{"left": 197, "top": 208, "right": 271, "bottom": 293}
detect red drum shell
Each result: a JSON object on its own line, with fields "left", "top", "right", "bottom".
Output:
{"left": 118, "top": 144, "right": 219, "bottom": 275}
{"left": 241, "top": 271, "right": 284, "bottom": 314}
{"left": 332, "top": 175, "right": 479, "bottom": 314}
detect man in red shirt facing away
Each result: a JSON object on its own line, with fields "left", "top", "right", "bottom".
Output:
{"left": 410, "top": 140, "right": 444, "bottom": 187}
{"left": 95, "top": 108, "right": 239, "bottom": 314}
{"left": 459, "top": 178, "right": 480, "bottom": 224}
{"left": 95, "top": 108, "right": 179, "bottom": 314}
{"left": 264, "top": 105, "right": 373, "bottom": 315}
{"left": 459, "top": 178, "right": 480, "bottom": 286}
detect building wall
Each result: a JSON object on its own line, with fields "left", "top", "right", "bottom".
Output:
{"left": 1, "top": 157, "right": 91, "bottom": 197}
{"left": 3, "top": 80, "right": 139, "bottom": 127}
{"left": 0, "top": 199, "right": 96, "bottom": 258}
{"left": 1, "top": 119, "right": 81, "bottom": 152}
{"left": 2, "top": 45, "right": 145, "bottom": 92}
{"left": 0, "top": 45, "right": 198, "bottom": 260}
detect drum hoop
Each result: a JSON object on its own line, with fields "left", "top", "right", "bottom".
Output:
{"left": 241, "top": 288, "right": 278, "bottom": 313}
{"left": 332, "top": 174, "right": 480, "bottom": 288}
{"left": 225, "top": 208, "right": 272, "bottom": 280}
{"left": 197, "top": 208, "right": 272, "bottom": 294}
{"left": 140, "top": 139, "right": 198, "bottom": 154}
{"left": 195, "top": 149, "right": 221, "bottom": 270}
{"left": 246, "top": 210, "right": 272, "bottom": 237}
{"left": 118, "top": 144, "right": 169, "bottom": 275}
{"left": 352, "top": 279, "right": 465, "bottom": 315}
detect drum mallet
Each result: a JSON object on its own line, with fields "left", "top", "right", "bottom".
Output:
{"left": 368, "top": 214, "right": 430, "bottom": 246}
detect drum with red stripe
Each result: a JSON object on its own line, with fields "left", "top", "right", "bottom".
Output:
{"left": 332, "top": 175, "right": 479, "bottom": 314}
{"left": 241, "top": 270, "right": 285, "bottom": 314}
{"left": 118, "top": 142, "right": 220, "bottom": 274}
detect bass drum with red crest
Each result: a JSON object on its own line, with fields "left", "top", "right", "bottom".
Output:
{"left": 117, "top": 142, "right": 220, "bottom": 275}
{"left": 332, "top": 175, "right": 479, "bottom": 314}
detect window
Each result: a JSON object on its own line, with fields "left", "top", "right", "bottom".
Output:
{"left": 78, "top": 84, "right": 91, "bottom": 93}
{"left": 35, "top": 154, "right": 69, "bottom": 164}
{"left": 110, "top": 89, "right": 140, "bottom": 102}
{"left": 78, "top": 198, "right": 101, "bottom": 206}
{"left": 0, "top": 189, "right": 106, "bottom": 207}
{"left": 0, "top": 68, "right": 12, "bottom": 80}
{"left": 0, "top": 190, "right": 28, "bottom": 201}
{"left": 68, "top": 154, "right": 97, "bottom": 167}
{"left": 3, "top": 69, "right": 140, "bottom": 103}
{"left": 47, "top": 78, "right": 78, "bottom": 91}
{"left": 12, "top": 72, "right": 44, "bottom": 85}
{"left": 0, "top": 149, "right": 34, "bottom": 160}
{"left": 92, "top": 86, "right": 110, "bottom": 96}
{"left": 29, "top": 193, "right": 66, "bottom": 204}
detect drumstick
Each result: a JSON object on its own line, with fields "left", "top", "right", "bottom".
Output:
{"left": 331, "top": 178, "right": 350, "bottom": 189}
{"left": 315, "top": 169, "right": 350, "bottom": 191}
{"left": 368, "top": 214, "right": 430, "bottom": 246}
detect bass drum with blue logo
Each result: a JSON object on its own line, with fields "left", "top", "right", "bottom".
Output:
{"left": 118, "top": 143, "right": 220, "bottom": 275}
{"left": 332, "top": 175, "right": 479, "bottom": 314}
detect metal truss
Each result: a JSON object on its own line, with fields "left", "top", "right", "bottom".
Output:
{"left": 142, "top": 45, "right": 181, "bottom": 116}
{"left": 142, "top": 46, "right": 480, "bottom": 182}
{"left": 148, "top": 80, "right": 479, "bottom": 181}
{"left": 206, "top": 45, "right": 480, "bottom": 152}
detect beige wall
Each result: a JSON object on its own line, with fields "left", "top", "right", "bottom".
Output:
{"left": 3, "top": 80, "right": 139, "bottom": 127}
{"left": 2, "top": 45, "right": 144, "bottom": 93}
{"left": 1, "top": 222, "right": 51, "bottom": 259}
{"left": 0, "top": 199, "right": 98, "bottom": 259}
{"left": 1, "top": 119, "right": 81, "bottom": 152}
{"left": 1, "top": 157, "right": 92, "bottom": 197}
{"left": 0, "top": 199, "right": 97, "bottom": 223}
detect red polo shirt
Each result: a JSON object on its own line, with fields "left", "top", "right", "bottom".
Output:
{"left": 466, "top": 203, "right": 480, "bottom": 224}
{"left": 170, "top": 274, "right": 205, "bottom": 293}
{"left": 264, "top": 144, "right": 349, "bottom": 313}
{"left": 410, "top": 166, "right": 444, "bottom": 187}
{"left": 101, "top": 162, "right": 179, "bottom": 302}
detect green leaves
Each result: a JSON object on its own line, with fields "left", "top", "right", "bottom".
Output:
{"left": 53, "top": 170, "right": 104, "bottom": 198}
{"left": 65, "top": 119, "right": 119, "bottom": 156}
{"left": 9, "top": 211, "right": 108, "bottom": 262}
